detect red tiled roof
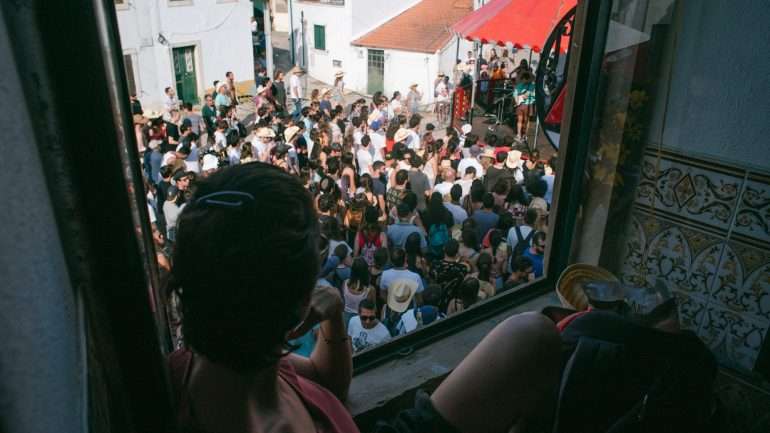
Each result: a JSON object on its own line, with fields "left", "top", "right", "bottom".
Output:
{"left": 352, "top": 0, "right": 473, "bottom": 54}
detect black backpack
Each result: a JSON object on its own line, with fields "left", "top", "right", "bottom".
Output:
{"left": 511, "top": 225, "right": 535, "bottom": 261}
{"left": 553, "top": 311, "right": 718, "bottom": 433}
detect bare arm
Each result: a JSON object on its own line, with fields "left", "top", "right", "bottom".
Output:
{"left": 287, "top": 285, "right": 352, "bottom": 401}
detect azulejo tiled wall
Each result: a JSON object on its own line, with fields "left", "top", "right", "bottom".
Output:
{"left": 618, "top": 149, "right": 770, "bottom": 374}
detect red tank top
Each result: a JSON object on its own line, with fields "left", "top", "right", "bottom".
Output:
{"left": 169, "top": 349, "right": 360, "bottom": 433}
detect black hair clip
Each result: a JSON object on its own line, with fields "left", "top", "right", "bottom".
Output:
{"left": 196, "top": 191, "right": 255, "bottom": 208}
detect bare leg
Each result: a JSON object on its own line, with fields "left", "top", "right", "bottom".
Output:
{"left": 516, "top": 110, "right": 526, "bottom": 138}
{"left": 431, "top": 312, "right": 562, "bottom": 433}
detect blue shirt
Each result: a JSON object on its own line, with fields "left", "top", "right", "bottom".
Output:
{"left": 471, "top": 209, "right": 500, "bottom": 240}
{"left": 543, "top": 174, "right": 555, "bottom": 205}
{"left": 522, "top": 248, "right": 544, "bottom": 278}
{"left": 387, "top": 222, "right": 427, "bottom": 250}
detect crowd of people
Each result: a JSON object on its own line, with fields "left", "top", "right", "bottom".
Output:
{"left": 132, "top": 63, "right": 556, "bottom": 355}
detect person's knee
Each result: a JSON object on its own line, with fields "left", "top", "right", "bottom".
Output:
{"left": 492, "top": 312, "right": 561, "bottom": 360}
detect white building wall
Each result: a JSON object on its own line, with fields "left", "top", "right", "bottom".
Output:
{"left": 116, "top": 0, "right": 254, "bottom": 110}
{"left": 384, "top": 49, "right": 439, "bottom": 106}
{"left": 270, "top": 0, "right": 290, "bottom": 32}
{"left": 292, "top": 1, "right": 354, "bottom": 87}
{"left": 349, "top": 0, "right": 420, "bottom": 38}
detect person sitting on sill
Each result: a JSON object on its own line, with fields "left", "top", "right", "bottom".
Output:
{"left": 169, "top": 163, "right": 562, "bottom": 433}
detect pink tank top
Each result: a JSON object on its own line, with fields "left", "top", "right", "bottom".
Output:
{"left": 169, "top": 349, "right": 360, "bottom": 433}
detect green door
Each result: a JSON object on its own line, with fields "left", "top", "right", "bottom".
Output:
{"left": 367, "top": 49, "right": 384, "bottom": 95}
{"left": 173, "top": 46, "right": 198, "bottom": 104}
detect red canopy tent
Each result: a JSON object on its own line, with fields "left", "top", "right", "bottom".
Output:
{"left": 452, "top": 0, "right": 577, "bottom": 52}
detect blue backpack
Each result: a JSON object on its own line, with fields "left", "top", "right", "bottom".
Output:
{"left": 428, "top": 224, "right": 449, "bottom": 257}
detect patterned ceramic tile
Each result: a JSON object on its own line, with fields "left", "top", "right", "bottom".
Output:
{"left": 708, "top": 241, "right": 770, "bottom": 324}
{"left": 675, "top": 290, "right": 709, "bottom": 333}
{"left": 733, "top": 177, "right": 770, "bottom": 245}
{"left": 635, "top": 155, "right": 743, "bottom": 232}
{"left": 618, "top": 211, "right": 724, "bottom": 303}
{"left": 699, "top": 305, "right": 769, "bottom": 372}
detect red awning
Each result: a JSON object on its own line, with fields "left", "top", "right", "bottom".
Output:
{"left": 452, "top": 0, "right": 577, "bottom": 52}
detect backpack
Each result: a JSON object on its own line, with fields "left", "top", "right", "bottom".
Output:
{"left": 553, "top": 311, "right": 718, "bottom": 433}
{"left": 428, "top": 223, "right": 450, "bottom": 257}
{"left": 511, "top": 225, "right": 535, "bottom": 262}
{"left": 346, "top": 200, "right": 366, "bottom": 231}
{"left": 358, "top": 230, "right": 381, "bottom": 266}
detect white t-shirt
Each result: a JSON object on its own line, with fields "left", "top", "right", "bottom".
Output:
{"left": 457, "top": 158, "right": 485, "bottom": 178}
{"left": 433, "top": 181, "right": 454, "bottom": 198}
{"left": 380, "top": 268, "right": 424, "bottom": 295}
{"left": 289, "top": 74, "right": 302, "bottom": 99}
{"left": 455, "top": 178, "right": 474, "bottom": 198}
{"left": 507, "top": 225, "right": 534, "bottom": 253}
{"left": 348, "top": 316, "right": 391, "bottom": 352}
{"left": 356, "top": 148, "right": 373, "bottom": 176}
{"left": 353, "top": 130, "right": 364, "bottom": 147}
{"left": 370, "top": 131, "right": 386, "bottom": 162}
{"left": 407, "top": 129, "right": 421, "bottom": 150}
{"left": 214, "top": 130, "right": 227, "bottom": 151}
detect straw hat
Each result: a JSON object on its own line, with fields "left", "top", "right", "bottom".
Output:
{"left": 461, "top": 123, "right": 472, "bottom": 134}
{"left": 255, "top": 127, "right": 275, "bottom": 138}
{"left": 320, "top": 87, "right": 331, "bottom": 96}
{"left": 133, "top": 114, "right": 149, "bottom": 125}
{"left": 387, "top": 279, "right": 418, "bottom": 313}
{"left": 394, "top": 128, "right": 411, "bottom": 143}
{"left": 335, "top": 70, "right": 345, "bottom": 78}
{"left": 202, "top": 154, "right": 219, "bottom": 171}
{"left": 505, "top": 150, "right": 523, "bottom": 169}
{"left": 438, "top": 72, "right": 445, "bottom": 77}
{"left": 479, "top": 147, "right": 496, "bottom": 160}
{"left": 144, "top": 110, "right": 163, "bottom": 119}
{"left": 555, "top": 264, "right": 619, "bottom": 311}
{"left": 290, "top": 65, "right": 305, "bottom": 75}
{"left": 284, "top": 125, "right": 301, "bottom": 142}
{"left": 409, "top": 83, "right": 419, "bottom": 89}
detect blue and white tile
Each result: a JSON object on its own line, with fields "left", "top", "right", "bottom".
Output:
{"left": 635, "top": 155, "right": 743, "bottom": 232}
{"left": 733, "top": 176, "right": 770, "bottom": 246}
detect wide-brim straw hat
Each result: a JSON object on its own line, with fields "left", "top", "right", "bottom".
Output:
{"left": 290, "top": 65, "right": 305, "bottom": 74}
{"left": 394, "top": 128, "right": 411, "bottom": 143}
{"left": 320, "top": 87, "right": 331, "bottom": 96}
{"left": 556, "top": 264, "right": 619, "bottom": 311}
{"left": 479, "top": 147, "right": 496, "bottom": 160}
{"left": 387, "top": 279, "right": 417, "bottom": 313}
{"left": 284, "top": 125, "right": 300, "bottom": 142}
{"left": 409, "top": 83, "right": 419, "bottom": 89}
{"left": 144, "top": 110, "right": 163, "bottom": 119}
{"left": 133, "top": 114, "right": 149, "bottom": 125}
{"left": 256, "top": 127, "right": 275, "bottom": 138}
{"left": 505, "top": 150, "right": 523, "bottom": 169}
{"left": 335, "top": 70, "right": 345, "bottom": 78}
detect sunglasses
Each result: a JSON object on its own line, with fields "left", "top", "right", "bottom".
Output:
{"left": 360, "top": 315, "right": 377, "bottom": 321}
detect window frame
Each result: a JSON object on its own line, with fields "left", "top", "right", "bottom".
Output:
{"left": 122, "top": 51, "right": 139, "bottom": 97}
{"left": 115, "top": 0, "right": 129, "bottom": 11}
{"left": 353, "top": 0, "right": 613, "bottom": 374}
{"left": 313, "top": 24, "right": 326, "bottom": 51}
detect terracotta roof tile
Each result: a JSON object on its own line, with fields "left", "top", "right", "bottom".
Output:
{"left": 352, "top": 0, "right": 473, "bottom": 54}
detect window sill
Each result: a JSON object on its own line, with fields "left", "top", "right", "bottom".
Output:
{"left": 347, "top": 292, "right": 560, "bottom": 428}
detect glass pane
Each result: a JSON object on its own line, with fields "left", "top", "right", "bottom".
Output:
{"left": 113, "top": 0, "right": 570, "bottom": 361}
{"left": 568, "top": 0, "right": 770, "bottom": 376}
